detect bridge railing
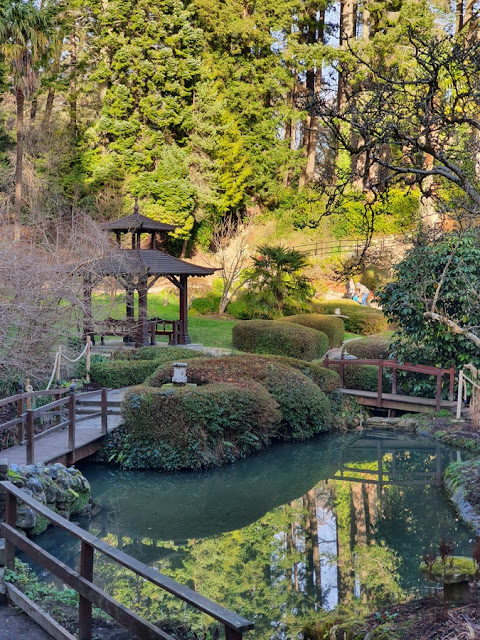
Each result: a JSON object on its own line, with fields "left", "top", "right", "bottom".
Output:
{"left": 0, "top": 387, "right": 109, "bottom": 464}
{"left": 1, "top": 481, "right": 254, "bottom": 640}
{"left": 323, "top": 358, "right": 455, "bottom": 411}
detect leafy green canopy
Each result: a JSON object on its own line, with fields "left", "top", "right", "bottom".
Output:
{"left": 379, "top": 232, "right": 480, "bottom": 368}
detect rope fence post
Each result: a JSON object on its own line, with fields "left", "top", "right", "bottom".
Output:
{"left": 456, "top": 370, "right": 464, "bottom": 419}
{"left": 55, "top": 345, "right": 61, "bottom": 382}
{"left": 25, "top": 379, "right": 33, "bottom": 411}
{"left": 86, "top": 336, "right": 91, "bottom": 383}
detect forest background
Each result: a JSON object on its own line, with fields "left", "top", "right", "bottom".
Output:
{"left": 0, "top": 0, "right": 454, "bottom": 255}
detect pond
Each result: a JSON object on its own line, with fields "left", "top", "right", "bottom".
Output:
{"left": 33, "top": 431, "right": 474, "bottom": 639}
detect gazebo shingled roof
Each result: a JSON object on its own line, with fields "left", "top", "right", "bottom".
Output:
{"left": 101, "top": 213, "right": 177, "bottom": 233}
{"left": 93, "top": 249, "right": 216, "bottom": 278}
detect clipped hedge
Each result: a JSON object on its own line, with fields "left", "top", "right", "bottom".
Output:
{"left": 330, "top": 363, "right": 389, "bottom": 393}
{"left": 90, "top": 359, "right": 162, "bottom": 388}
{"left": 111, "top": 346, "right": 204, "bottom": 362}
{"left": 147, "top": 355, "right": 332, "bottom": 441}
{"left": 117, "top": 382, "right": 281, "bottom": 470}
{"left": 259, "top": 355, "right": 340, "bottom": 393}
{"left": 190, "top": 295, "right": 221, "bottom": 315}
{"left": 91, "top": 347, "right": 205, "bottom": 388}
{"left": 345, "top": 335, "right": 392, "bottom": 360}
{"left": 280, "top": 314, "right": 345, "bottom": 348}
{"left": 311, "top": 300, "right": 389, "bottom": 335}
{"left": 232, "top": 320, "right": 329, "bottom": 361}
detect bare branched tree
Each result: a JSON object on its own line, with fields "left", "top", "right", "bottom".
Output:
{"left": 208, "top": 215, "right": 254, "bottom": 314}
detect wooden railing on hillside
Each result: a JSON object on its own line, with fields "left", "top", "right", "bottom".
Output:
{"left": 291, "top": 235, "right": 406, "bottom": 259}
{"left": 323, "top": 358, "right": 455, "bottom": 411}
{"left": 1, "top": 481, "right": 254, "bottom": 640}
{"left": 0, "top": 387, "right": 108, "bottom": 464}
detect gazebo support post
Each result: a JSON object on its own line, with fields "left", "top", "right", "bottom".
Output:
{"left": 179, "top": 275, "right": 191, "bottom": 345}
{"left": 82, "top": 274, "right": 94, "bottom": 344}
{"left": 124, "top": 285, "right": 135, "bottom": 343}
{"left": 136, "top": 276, "right": 149, "bottom": 347}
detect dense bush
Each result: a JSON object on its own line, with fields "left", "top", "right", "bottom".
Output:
{"left": 90, "top": 359, "right": 163, "bottom": 388}
{"left": 111, "top": 346, "right": 204, "bottom": 362}
{"left": 345, "top": 335, "right": 392, "bottom": 360}
{"left": 190, "top": 295, "right": 221, "bottom": 315}
{"left": 116, "top": 382, "right": 281, "bottom": 470}
{"left": 280, "top": 314, "right": 345, "bottom": 348}
{"left": 147, "top": 355, "right": 332, "bottom": 440}
{"left": 232, "top": 320, "right": 329, "bottom": 360}
{"left": 225, "top": 298, "right": 250, "bottom": 319}
{"left": 311, "top": 300, "right": 389, "bottom": 335}
{"left": 329, "top": 363, "right": 389, "bottom": 393}
{"left": 260, "top": 356, "right": 340, "bottom": 393}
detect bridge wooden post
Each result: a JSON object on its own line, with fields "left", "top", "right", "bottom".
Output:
{"left": 339, "top": 361, "right": 345, "bottom": 387}
{"left": 16, "top": 382, "right": 24, "bottom": 443}
{"left": 68, "top": 385, "right": 76, "bottom": 457}
{"left": 436, "top": 373, "right": 442, "bottom": 411}
{"left": 101, "top": 387, "right": 108, "bottom": 435}
{"left": 26, "top": 411, "right": 34, "bottom": 465}
{"left": 391, "top": 365, "right": 397, "bottom": 395}
{"left": 225, "top": 627, "right": 243, "bottom": 640}
{"left": 377, "top": 362, "right": 383, "bottom": 403}
{"left": 79, "top": 540, "right": 94, "bottom": 640}
{"left": 5, "top": 491, "right": 16, "bottom": 570}
{"left": 448, "top": 366, "right": 455, "bottom": 401}
{"left": 457, "top": 370, "right": 464, "bottom": 419}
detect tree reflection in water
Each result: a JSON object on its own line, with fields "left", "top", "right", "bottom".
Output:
{"left": 33, "top": 432, "right": 474, "bottom": 639}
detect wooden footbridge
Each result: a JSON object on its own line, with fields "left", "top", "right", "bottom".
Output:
{"left": 323, "top": 357, "right": 457, "bottom": 414}
{"left": 0, "top": 387, "right": 125, "bottom": 467}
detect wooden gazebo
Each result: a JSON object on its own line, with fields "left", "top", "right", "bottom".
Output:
{"left": 83, "top": 200, "right": 216, "bottom": 346}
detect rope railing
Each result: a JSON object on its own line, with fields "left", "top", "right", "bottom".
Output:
{"left": 45, "top": 337, "right": 92, "bottom": 391}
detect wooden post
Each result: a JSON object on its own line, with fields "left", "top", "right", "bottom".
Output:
{"left": 79, "top": 540, "right": 94, "bottom": 640}
{"left": 86, "top": 336, "right": 91, "bottom": 383}
{"left": 456, "top": 370, "right": 464, "bottom": 419}
{"left": 83, "top": 274, "right": 94, "bottom": 343}
{"left": 377, "top": 363, "right": 383, "bottom": 403}
{"left": 101, "top": 387, "right": 108, "bottom": 436}
{"left": 55, "top": 379, "right": 61, "bottom": 426}
{"left": 68, "top": 385, "right": 76, "bottom": 458}
{"left": 225, "top": 627, "right": 242, "bottom": 640}
{"left": 26, "top": 410, "right": 34, "bottom": 464}
{"left": 448, "top": 366, "right": 455, "bottom": 402}
{"left": 179, "top": 275, "right": 191, "bottom": 345}
{"left": 436, "top": 373, "right": 442, "bottom": 411}
{"left": 136, "top": 277, "right": 149, "bottom": 347}
{"left": 5, "top": 491, "right": 17, "bottom": 570}
{"left": 339, "top": 361, "right": 345, "bottom": 388}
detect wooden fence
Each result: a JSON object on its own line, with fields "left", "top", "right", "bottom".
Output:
{"left": 0, "top": 387, "right": 108, "bottom": 464}
{"left": 1, "top": 481, "right": 254, "bottom": 640}
{"left": 291, "top": 235, "right": 405, "bottom": 259}
{"left": 323, "top": 358, "right": 455, "bottom": 411}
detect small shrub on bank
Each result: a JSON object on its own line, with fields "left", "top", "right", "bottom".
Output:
{"left": 226, "top": 298, "right": 250, "bottom": 319}
{"left": 280, "top": 314, "right": 345, "bottom": 348}
{"left": 91, "top": 359, "right": 162, "bottom": 388}
{"left": 147, "top": 355, "right": 332, "bottom": 440}
{"left": 311, "top": 300, "right": 389, "bottom": 335}
{"left": 260, "top": 356, "right": 340, "bottom": 393}
{"left": 232, "top": 320, "right": 329, "bottom": 360}
{"left": 118, "top": 382, "right": 281, "bottom": 469}
{"left": 190, "top": 294, "right": 221, "bottom": 315}
{"left": 345, "top": 335, "right": 392, "bottom": 360}
{"left": 329, "top": 363, "right": 390, "bottom": 393}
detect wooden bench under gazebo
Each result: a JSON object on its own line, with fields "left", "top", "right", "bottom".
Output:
{"left": 82, "top": 200, "right": 216, "bottom": 346}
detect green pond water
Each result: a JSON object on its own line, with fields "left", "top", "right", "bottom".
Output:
{"left": 33, "top": 431, "right": 474, "bottom": 639}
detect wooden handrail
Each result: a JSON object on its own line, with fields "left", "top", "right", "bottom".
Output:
{"left": 324, "top": 357, "right": 456, "bottom": 410}
{"left": 0, "top": 481, "right": 254, "bottom": 640}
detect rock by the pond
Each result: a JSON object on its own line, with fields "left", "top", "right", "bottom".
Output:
{"left": 0, "top": 462, "right": 91, "bottom": 536}
{"left": 420, "top": 556, "right": 479, "bottom": 603}
{"left": 365, "top": 416, "right": 417, "bottom": 431}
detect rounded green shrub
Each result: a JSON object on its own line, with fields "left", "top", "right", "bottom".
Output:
{"left": 311, "top": 300, "right": 389, "bottom": 335}
{"left": 345, "top": 335, "right": 392, "bottom": 360}
{"left": 226, "top": 298, "right": 250, "bottom": 319}
{"left": 232, "top": 320, "right": 329, "bottom": 360}
{"left": 147, "top": 355, "right": 332, "bottom": 440}
{"left": 279, "top": 314, "right": 345, "bottom": 347}
{"left": 90, "top": 359, "right": 161, "bottom": 388}
{"left": 257, "top": 355, "right": 340, "bottom": 393}
{"left": 119, "top": 382, "right": 281, "bottom": 470}
{"left": 329, "top": 363, "right": 389, "bottom": 392}
{"left": 191, "top": 295, "right": 221, "bottom": 315}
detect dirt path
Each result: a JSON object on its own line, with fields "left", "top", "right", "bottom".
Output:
{"left": 0, "top": 605, "right": 53, "bottom": 639}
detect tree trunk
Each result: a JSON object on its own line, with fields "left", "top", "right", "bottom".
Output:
{"left": 43, "top": 88, "right": 55, "bottom": 123}
{"left": 69, "top": 25, "right": 77, "bottom": 136}
{"left": 14, "top": 88, "right": 25, "bottom": 242}
{"left": 337, "top": 0, "right": 357, "bottom": 110}
{"left": 456, "top": 0, "right": 464, "bottom": 32}
{"left": 30, "top": 97, "right": 38, "bottom": 121}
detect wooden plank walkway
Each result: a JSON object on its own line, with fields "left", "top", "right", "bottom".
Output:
{"left": 1, "top": 389, "right": 125, "bottom": 467}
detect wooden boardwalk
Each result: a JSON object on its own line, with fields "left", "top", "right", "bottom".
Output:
{"left": 339, "top": 388, "right": 457, "bottom": 413}
{"left": 0, "top": 389, "right": 125, "bottom": 467}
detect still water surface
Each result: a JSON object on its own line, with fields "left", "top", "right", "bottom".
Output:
{"left": 34, "top": 431, "right": 475, "bottom": 638}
